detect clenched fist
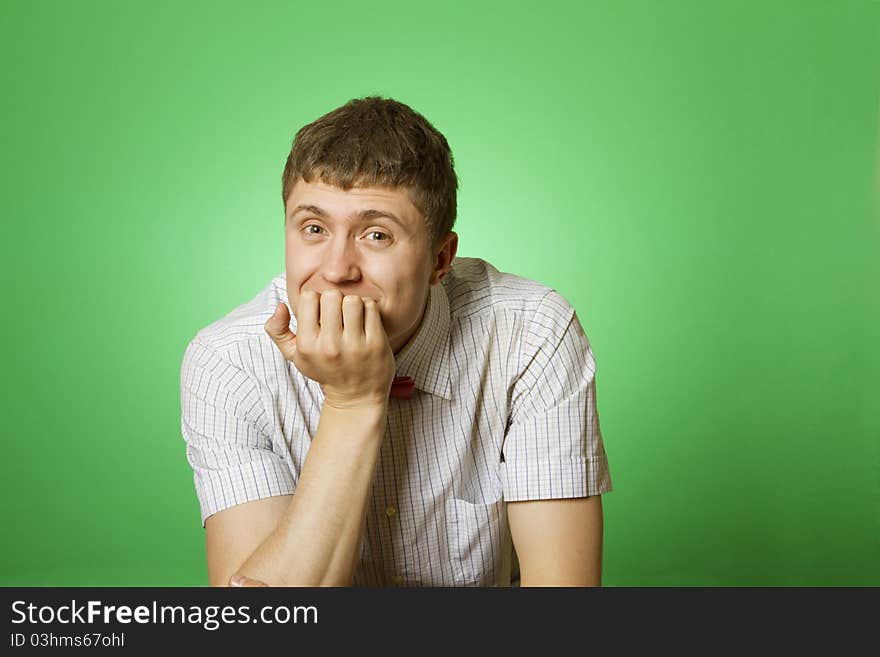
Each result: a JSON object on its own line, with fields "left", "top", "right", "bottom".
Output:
{"left": 264, "top": 289, "right": 395, "bottom": 411}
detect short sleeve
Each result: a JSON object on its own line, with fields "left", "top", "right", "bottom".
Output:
{"left": 500, "top": 290, "right": 613, "bottom": 501}
{"left": 179, "top": 339, "right": 296, "bottom": 528}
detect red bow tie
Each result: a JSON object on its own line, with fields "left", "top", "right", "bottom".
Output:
{"left": 319, "top": 376, "right": 415, "bottom": 401}
{"left": 389, "top": 376, "right": 415, "bottom": 399}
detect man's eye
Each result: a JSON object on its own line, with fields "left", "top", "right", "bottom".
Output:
{"left": 301, "top": 225, "right": 389, "bottom": 242}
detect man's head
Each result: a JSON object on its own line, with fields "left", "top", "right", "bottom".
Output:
{"left": 281, "top": 96, "right": 458, "bottom": 355}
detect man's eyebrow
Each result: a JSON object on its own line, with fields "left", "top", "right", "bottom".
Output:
{"left": 290, "top": 204, "right": 407, "bottom": 229}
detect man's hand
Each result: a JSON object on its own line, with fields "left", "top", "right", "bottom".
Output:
{"left": 265, "top": 290, "right": 395, "bottom": 411}
{"left": 230, "top": 575, "right": 269, "bottom": 587}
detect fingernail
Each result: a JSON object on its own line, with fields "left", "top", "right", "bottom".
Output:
{"left": 230, "top": 575, "right": 244, "bottom": 586}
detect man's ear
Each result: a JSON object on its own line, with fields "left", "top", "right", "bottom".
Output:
{"left": 431, "top": 231, "right": 458, "bottom": 284}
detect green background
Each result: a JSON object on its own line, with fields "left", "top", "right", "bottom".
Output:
{"left": 1, "top": 0, "right": 877, "bottom": 586}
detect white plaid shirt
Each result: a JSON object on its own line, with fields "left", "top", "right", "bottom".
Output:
{"left": 180, "top": 256, "right": 612, "bottom": 586}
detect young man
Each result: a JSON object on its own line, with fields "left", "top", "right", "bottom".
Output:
{"left": 179, "top": 96, "right": 613, "bottom": 587}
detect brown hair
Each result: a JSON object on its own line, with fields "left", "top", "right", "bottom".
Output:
{"left": 281, "top": 95, "right": 458, "bottom": 250}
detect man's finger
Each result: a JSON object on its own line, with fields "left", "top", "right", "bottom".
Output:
{"left": 296, "top": 289, "right": 319, "bottom": 343}
{"left": 264, "top": 302, "right": 297, "bottom": 359}
{"left": 341, "top": 295, "right": 366, "bottom": 340}
{"left": 230, "top": 574, "right": 269, "bottom": 587}
{"left": 319, "top": 289, "right": 343, "bottom": 336}
{"left": 364, "top": 297, "right": 385, "bottom": 344}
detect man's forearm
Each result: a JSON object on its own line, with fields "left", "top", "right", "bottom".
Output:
{"left": 233, "top": 402, "right": 387, "bottom": 586}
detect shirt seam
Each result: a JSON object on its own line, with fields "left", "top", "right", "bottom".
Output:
{"left": 186, "top": 337, "right": 271, "bottom": 435}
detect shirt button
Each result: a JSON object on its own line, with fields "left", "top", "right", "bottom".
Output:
{"left": 392, "top": 574, "right": 405, "bottom": 585}
{"left": 385, "top": 505, "right": 397, "bottom": 518}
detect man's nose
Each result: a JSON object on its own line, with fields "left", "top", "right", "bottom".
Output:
{"left": 321, "top": 236, "right": 361, "bottom": 283}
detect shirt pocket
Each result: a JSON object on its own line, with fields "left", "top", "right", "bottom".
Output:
{"left": 445, "top": 496, "right": 509, "bottom": 586}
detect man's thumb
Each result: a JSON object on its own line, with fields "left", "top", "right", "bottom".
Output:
{"left": 265, "top": 302, "right": 297, "bottom": 357}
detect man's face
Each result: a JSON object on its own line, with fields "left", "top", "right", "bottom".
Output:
{"left": 284, "top": 178, "right": 454, "bottom": 355}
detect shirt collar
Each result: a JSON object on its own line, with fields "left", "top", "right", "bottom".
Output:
{"left": 393, "top": 282, "right": 452, "bottom": 400}
{"left": 280, "top": 277, "right": 452, "bottom": 400}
